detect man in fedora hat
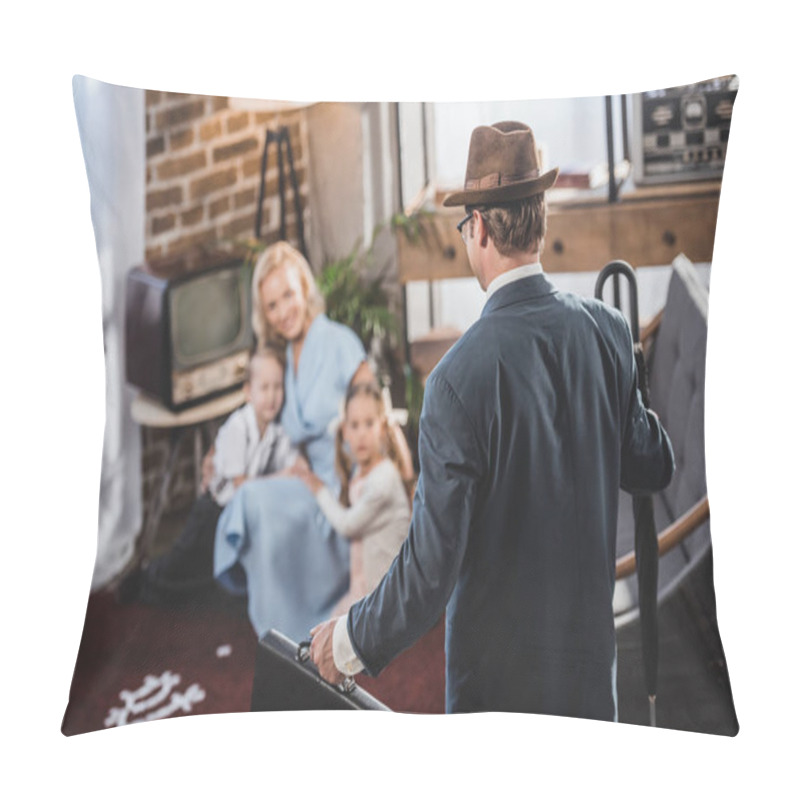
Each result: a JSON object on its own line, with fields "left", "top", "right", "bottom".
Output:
{"left": 310, "top": 121, "right": 674, "bottom": 720}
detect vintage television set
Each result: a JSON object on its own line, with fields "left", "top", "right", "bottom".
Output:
{"left": 125, "top": 256, "right": 254, "bottom": 411}
{"left": 632, "top": 75, "right": 738, "bottom": 185}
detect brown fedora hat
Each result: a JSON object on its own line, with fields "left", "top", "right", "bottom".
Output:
{"left": 443, "top": 121, "right": 559, "bottom": 207}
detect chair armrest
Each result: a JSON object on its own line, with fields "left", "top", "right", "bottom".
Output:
{"left": 615, "top": 495, "right": 710, "bottom": 579}
{"left": 640, "top": 309, "right": 664, "bottom": 350}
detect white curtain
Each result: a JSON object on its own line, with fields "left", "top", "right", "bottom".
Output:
{"left": 73, "top": 76, "right": 144, "bottom": 589}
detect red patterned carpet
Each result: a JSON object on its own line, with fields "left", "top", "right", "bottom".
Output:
{"left": 62, "top": 588, "right": 445, "bottom": 735}
{"left": 62, "top": 589, "right": 257, "bottom": 735}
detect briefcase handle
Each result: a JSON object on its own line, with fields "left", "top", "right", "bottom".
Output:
{"left": 297, "top": 640, "right": 357, "bottom": 695}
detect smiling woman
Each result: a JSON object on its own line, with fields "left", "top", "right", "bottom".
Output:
{"left": 260, "top": 266, "right": 308, "bottom": 344}
{"left": 251, "top": 241, "right": 325, "bottom": 353}
{"left": 212, "top": 242, "right": 384, "bottom": 641}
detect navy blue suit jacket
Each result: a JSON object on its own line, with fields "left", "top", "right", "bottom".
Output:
{"left": 348, "top": 274, "right": 674, "bottom": 719}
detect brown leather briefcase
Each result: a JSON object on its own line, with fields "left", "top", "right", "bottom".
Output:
{"left": 250, "top": 629, "right": 390, "bottom": 712}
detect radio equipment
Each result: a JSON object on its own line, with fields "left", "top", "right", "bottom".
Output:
{"left": 632, "top": 75, "right": 738, "bottom": 185}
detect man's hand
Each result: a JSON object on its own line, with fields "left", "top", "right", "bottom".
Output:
{"left": 309, "top": 617, "right": 346, "bottom": 685}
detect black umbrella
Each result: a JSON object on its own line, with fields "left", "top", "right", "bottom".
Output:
{"left": 595, "top": 260, "right": 659, "bottom": 727}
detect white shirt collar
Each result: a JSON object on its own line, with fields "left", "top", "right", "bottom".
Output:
{"left": 485, "top": 262, "right": 543, "bottom": 301}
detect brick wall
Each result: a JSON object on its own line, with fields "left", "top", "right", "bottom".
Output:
{"left": 144, "top": 91, "right": 310, "bottom": 264}
{"left": 140, "top": 91, "right": 312, "bottom": 516}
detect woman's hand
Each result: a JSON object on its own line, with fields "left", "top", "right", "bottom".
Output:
{"left": 287, "top": 456, "right": 310, "bottom": 478}
{"left": 293, "top": 453, "right": 311, "bottom": 473}
{"left": 273, "top": 453, "right": 308, "bottom": 479}
{"left": 287, "top": 459, "right": 324, "bottom": 494}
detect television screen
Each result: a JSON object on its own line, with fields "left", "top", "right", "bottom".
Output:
{"left": 170, "top": 266, "right": 250, "bottom": 370}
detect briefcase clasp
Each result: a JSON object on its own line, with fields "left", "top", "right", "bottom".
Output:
{"left": 297, "top": 639, "right": 357, "bottom": 695}
{"left": 297, "top": 640, "right": 312, "bottom": 663}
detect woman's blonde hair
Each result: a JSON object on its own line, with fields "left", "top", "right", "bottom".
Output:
{"left": 251, "top": 241, "right": 326, "bottom": 346}
{"left": 335, "top": 381, "right": 405, "bottom": 506}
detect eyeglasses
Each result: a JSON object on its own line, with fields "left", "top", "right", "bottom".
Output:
{"left": 457, "top": 212, "right": 472, "bottom": 242}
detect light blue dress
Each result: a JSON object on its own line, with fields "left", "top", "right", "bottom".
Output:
{"left": 214, "top": 314, "right": 366, "bottom": 641}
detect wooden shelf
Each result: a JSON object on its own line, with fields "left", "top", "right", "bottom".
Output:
{"left": 398, "top": 180, "right": 722, "bottom": 281}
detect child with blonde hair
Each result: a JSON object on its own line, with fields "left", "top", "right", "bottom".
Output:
{"left": 293, "top": 381, "right": 411, "bottom": 615}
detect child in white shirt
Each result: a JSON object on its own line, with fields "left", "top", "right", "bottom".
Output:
{"left": 118, "top": 345, "right": 297, "bottom": 604}
{"left": 293, "top": 381, "right": 411, "bottom": 616}
{"left": 209, "top": 346, "right": 297, "bottom": 505}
